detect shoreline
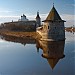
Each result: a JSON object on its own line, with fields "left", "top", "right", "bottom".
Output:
{"left": 0, "top": 30, "right": 42, "bottom": 40}
{"left": 65, "top": 27, "right": 75, "bottom": 32}
{"left": 0, "top": 30, "right": 37, "bottom": 39}
{"left": 0, "top": 28, "right": 74, "bottom": 40}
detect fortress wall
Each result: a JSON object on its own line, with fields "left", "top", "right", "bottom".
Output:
{"left": 4, "top": 21, "right": 36, "bottom": 32}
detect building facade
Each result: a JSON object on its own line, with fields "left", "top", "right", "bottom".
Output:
{"left": 18, "top": 14, "right": 29, "bottom": 21}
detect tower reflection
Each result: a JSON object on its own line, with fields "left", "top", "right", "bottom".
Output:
{"left": 36, "top": 40, "right": 65, "bottom": 69}
{"left": 1, "top": 35, "right": 65, "bottom": 69}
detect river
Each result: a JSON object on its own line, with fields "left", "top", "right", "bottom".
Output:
{"left": 0, "top": 32, "right": 74, "bottom": 75}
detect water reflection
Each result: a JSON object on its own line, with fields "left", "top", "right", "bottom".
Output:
{"left": 65, "top": 30, "right": 75, "bottom": 34}
{"left": 0, "top": 35, "right": 65, "bottom": 70}
{"left": 36, "top": 40, "right": 65, "bottom": 69}
{"left": 1, "top": 35, "right": 36, "bottom": 46}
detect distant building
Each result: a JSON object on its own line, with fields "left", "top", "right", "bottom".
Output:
{"left": 37, "top": 4, "right": 66, "bottom": 41}
{"left": 4, "top": 21, "right": 36, "bottom": 31}
{"left": 18, "top": 14, "right": 29, "bottom": 21}
{"left": 17, "top": 12, "right": 41, "bottom": 28}
{"left": 4, "top": 12, "right": 41, "bottom": 31}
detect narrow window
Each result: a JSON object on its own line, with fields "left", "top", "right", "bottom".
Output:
{"left": 48, "top": 26, "right": 49, "bottom": 29}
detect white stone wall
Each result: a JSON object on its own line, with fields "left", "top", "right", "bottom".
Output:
{"left": 21, "top": 16, "right": 28, "bottom": 21}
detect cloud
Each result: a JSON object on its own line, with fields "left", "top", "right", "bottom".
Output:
{"left": 60, "top": 14, "right": 74, "bottom": 27}
{"left": 40, "top": 13, "right": 48, "bottom": 20}
{"left": 0, "top": 16, "right": 20, "bottom": 18}
{"left": 0, "top": 10, "right": 12, "bottom": 13}
{"left": 0, "top": 16, "right": 20, "bottom": 23}
{"left": 0, "top": 13, "right": 74, "bottom": 27}
{"left": 61, "top": 14, "right": 74, "bottom": 20}
{"left": 26, "top": 13, "right": 48, "bottom": 21}
{"left": 66, "top": 4, "right": 75, "bottom": 7}
{"left": 0, "top": 13, "right": 74, "bottom": 21}
{"left": 0, "top": 14, "right": 47, "bottom": 23}
{"left": 27, "top": 13, "right": 75, "bottom": 26}
{"left": 0, "top": 8, "right": 13, "bottom": 13}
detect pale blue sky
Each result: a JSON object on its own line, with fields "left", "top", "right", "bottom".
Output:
{"left": 0, "top": 0, "right": 74, "bottom": 26}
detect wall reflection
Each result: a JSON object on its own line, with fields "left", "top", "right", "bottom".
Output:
{"left": 36, "top": 40, "right": 65, "bottom": 69}
{"left": 1, "top": 35, "right": 36, "bottom": 45}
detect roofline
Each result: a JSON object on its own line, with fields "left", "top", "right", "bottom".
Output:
{"left": 4, "top": 20, "right": 36, "bottom": 24}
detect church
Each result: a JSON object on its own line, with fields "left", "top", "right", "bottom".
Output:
{"left": 4, "top": 12, "right": 41, "bottom": 31}
{"left": 18, "top": 12, "right": 41, "bottom": 28}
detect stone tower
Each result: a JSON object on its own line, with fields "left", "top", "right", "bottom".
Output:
{"left": 36, "top": 11, "right": 41, "bottom": 27}
{"left": 37, "top": 5, "right": 66, "bottom": 41}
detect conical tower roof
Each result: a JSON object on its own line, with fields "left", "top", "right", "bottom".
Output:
{"left": 47, "top": 58, "right": 59, "bottom": 69}
{"left": 36, "top": 11, "right": 40, "bottom": 19}
{"left": 43, "top": 5, "right": 66, "bottom": 22}
{"left": 46, "top": 6, "right": 62, "bottom": 20}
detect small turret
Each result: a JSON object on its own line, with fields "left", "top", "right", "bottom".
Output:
{"left": 36, "top": 11, "right": 41, "bottom": 27}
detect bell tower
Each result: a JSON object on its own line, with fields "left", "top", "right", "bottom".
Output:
{"left": 36, "top": 11, "right": 41, "bottom": 27}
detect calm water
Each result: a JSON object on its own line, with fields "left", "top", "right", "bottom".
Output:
{"left": 0, "top": 32, "right": 74, "bottom": 75}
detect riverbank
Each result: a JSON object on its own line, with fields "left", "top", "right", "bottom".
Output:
{"left": 0, "top": 30, "right": 41, "bottom": 39}
{"left": 65, "top": 27, "right": 75, "bottom": 32}
{"left": 0, "top": 27, "right": 74, "bottom": 40}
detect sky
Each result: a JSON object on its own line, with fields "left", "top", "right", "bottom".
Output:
{"left": 0, "top": 0, "right": 74, "bottom": 27}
